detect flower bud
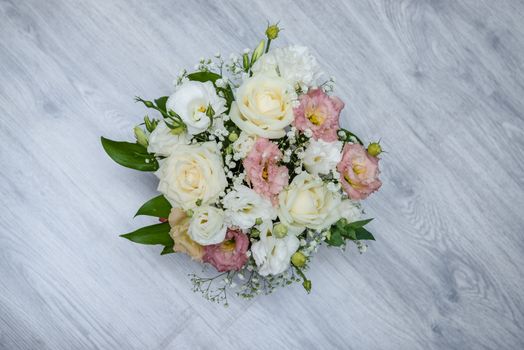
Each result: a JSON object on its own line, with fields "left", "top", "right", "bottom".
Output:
{"left": 273, "top": 223, "right": 288, "bottom": 238}
{"left": 133, "top": 126, "right": 148, "bottom": 147}
{"left": 251, "top": 39, "right": 265, "bottom": 64}
{"left": 302, "top": 279, "right": 312, "bottom": 293}
{"left": 242, "top": 53, "right": 250, "bottom": 71}
{"left": 250, "top": 228, "right": 260, "bottom": 238}
{"left": 266, "top": 24, "right": 280, "bottom": 40}
{"left": 255, "top": 217, "right": 263, "bottom": 225}
{"left": 367, "top": 142, "right": 382, "bottom": 157}
{"left": 228, "top": 132, "right": 239, "bottom": 142}
{"left": 144, "top": 116, "right": 157, "bottom": 132}
{"left": 291, "top": 251, "right": 307, "bottom": 267}
{"left": 186, "top": 209, "right": 194, "bottom": 217}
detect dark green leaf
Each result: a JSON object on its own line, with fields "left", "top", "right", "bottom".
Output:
{"left": 187, "top": 71, "right": 221, "bottom": 83}
{"left": 341, "top": 229, "right": 357, "bottom": 240}
{"left": 100, "top": 137, "right": 158, "bottom": 171}
{"left": 135, "top": 195, "right": 172, "bottom": 218}
{"left": 160, "top": 245, "right": 175, "bottom": 255}
{"left": 120, "top": 222, "right": 173, "bottom": 246}
{"left": 355, "top": 227, "right": 375, "bottom": 240}
{"left": 347, "top": 218, "right": 374, "bottom": 229}
{"left": 154, "top": 96, "right": 169, "bottom": 113}
{"left": 326, "top": 229, "right": 344, "bottom": 246}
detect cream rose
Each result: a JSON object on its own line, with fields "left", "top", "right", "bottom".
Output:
{"left": 188, "top": 206, "right": 227, "bottom": 245}
{"left": 147, "top": 121, "right": 190, "bottom": 157}
{"left": 230, "top": 74, "right": 295, "bottom": 139}
{"left": 155, "top": 142, "right": 227, "bottom": 210}
{"left": 278, "top": 172, "right": 341, "bottom": 234}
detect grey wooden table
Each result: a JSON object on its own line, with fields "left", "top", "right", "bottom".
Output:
{"left": 1, "top": 0, "right": 523, "bottom": 349}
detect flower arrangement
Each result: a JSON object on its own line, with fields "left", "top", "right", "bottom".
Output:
{"left": 101, "top": 23, "right": 383, "bottom": 304}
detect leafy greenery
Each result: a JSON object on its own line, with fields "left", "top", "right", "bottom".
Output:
{"left": 100, "top": 137, "right": 158, "bottom": 171}
{"left": 326, "top": 218, "right": 375, "bottom": 246}
{"left": 120, "top": 222, "right": 174, "bottom": 254}
{"left": 187, "top": 71, "right": 221, "bottom": 83}
{"left": 135, "top": 195, "right": 172, "bottom": 218}
{"left": 135, "top": 96, "right": 169, "bottom": 118}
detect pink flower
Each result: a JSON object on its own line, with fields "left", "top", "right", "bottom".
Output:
{"left": 243, "top": 138, "right": 289, "bottom": 204}
{"left": 337, "top": 143, "right": 382, "bottom": 200}
{"left": 203, "top": 228, "right": 249, "bottom": 272}
{"left": 293, "top": 88, "right": 344, "bottom": 142}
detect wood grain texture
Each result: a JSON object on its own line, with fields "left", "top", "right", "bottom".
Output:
{"left": 1, "top": 0, "right": 523, "bottom": 349}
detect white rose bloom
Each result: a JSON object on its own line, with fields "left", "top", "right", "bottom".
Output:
{"left": 232, "top": 132, "right": 257, "bottom": 159}
{"left": 222, "top": 185, "right": 276, "bottom": 229}
{"left": 337, "top": 200, "right": 363, "bottom": 223}
{"left": 251, "top": 45, "right": 323, "bottom": 91}
{"left": 188, "top": 206, "right": 227, "bottom": 245}
{"left": 251, "top": 233, "right": 299, "bottom": 276}
{"left": 303, "top": 139, "right": 343, "bottom": 175}
{"left": 278, "top": 172, "right": 341, "bottom": 234}
{"left": 230, "top": 74, "right": 295, "bottom": 139}
{"left": 147, "top": 121, "right": 190, "bottom": 156}
{"left": 155, "top": 142, "right": 227, "bottom": 210}
{"left": 166, "top": 81, "right": 226, "bottom": 135}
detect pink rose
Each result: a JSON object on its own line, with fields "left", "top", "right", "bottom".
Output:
{"left": 293, "top": 88, "right": 344, "bottom": 142}
{"left": 243, "top": 138, "right": 289, "bottom": 204}
{"left": 337, "top": 143, "right": 382, "bottom": 200}
{"left": 203, "top": 228, "right": 249, "bottom": 272}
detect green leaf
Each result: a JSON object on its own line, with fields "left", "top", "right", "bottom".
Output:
{"left": 326, "top": 229, "right": 344, "bottom": 246}
{"left": 347, "top": 218, "right": 374, "bottom": 229}
{"left": 135, "top": 195, "right": 172, "bottom": 218}
{"left": 120, "top": 222, "right": 173, "bottom": 246}
{"left": 101, "top": 137, "right": 158, "bottom": 171}
{"left": 160, "top": 245, "right": 175, "bottom": 255}
{"left": 154, "top": 96, "right": 169, "bottom": 113}
{"left": 187, "top": 71, "right": 221, "bottom": 83}
{"left": 355, "top": 227, "right": 375, "bottom": 241}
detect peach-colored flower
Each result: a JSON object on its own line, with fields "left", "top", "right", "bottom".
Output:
{"left": 168, "top": 208, "right": 204, "bottom": 261}
{"left": 337, "top": 144, "right": 382, "bottom": 200}
{"left": 293, "top": 88, "right": 344, "bottom": 142}
{"left": 203, "top": 228, "right": 249, "bottom": 272}
{"left": 243, "top": 138, "right": 289, "bottom": 205}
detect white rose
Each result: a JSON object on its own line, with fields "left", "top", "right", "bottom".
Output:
{"left": 278, "top": 172, "right": 341, "bottom": 234}
{"left": 251, "top": 233, "right": 300, "bottom": 276}
{"left": 147, "top": 121, "right": 190, "bottom": 157}
{"left": 251, "top": 45, "right": 323, "bottom": 91}
{"left": 188, "top": 206, "right": 227, "bottom": 245}
{"left": 155, "top": 142, "right": 227, "bottom": 210}
{"left": 232, "top": 132, "right": 257, "bottom": 159}
{"left": 303, "top": 139, "right": 342, "bottom": 175}
{"left": 222, "top": 185, "right": 277, "bottom": 229}
{"left": 230, "top": 74, "right": 295, "bottom": 139}
{"left": 337, "top": 200, "right": 363, "bottom": 223}
{"left": 166, "top": 81, "right": 226, "bottom": 135}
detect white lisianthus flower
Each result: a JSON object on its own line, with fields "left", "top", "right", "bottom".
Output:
{"left": 302, "top": 139, "right": 343, "bottom": 175}
{"left": 230, "top": 74, "right": 295, "bottom": 139}
{"left": 251, "top": 45, "right": 323, "bottom": 91}
{"left": 337, "top": 200, "right": 363, "bottom": 223}
{"left": 278, "top": 172, "right": 341, "bottom": 234}
{"left": 166, "top": 81, "right": 226, "bottom": 135}
{"left": 222, "top": 185, "right": 276, "bottom": 229}
{"left": 251, "top": 233, "right": 300, "bottom": 276}
{"left": 188, "top": 206, "right": 227, "bottom": 245}
{"left": 147, "top": 121, "right": 190, "bottom": 156}
{"left": 155, "top": 142, "right": 227, "bottom": 210}
{"left": 232, "top": 131, "right": 257, "bottom": 159}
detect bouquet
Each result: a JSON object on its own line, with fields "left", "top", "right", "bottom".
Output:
{"left": 101, "top": 23, "right": 383, "bottom": 304}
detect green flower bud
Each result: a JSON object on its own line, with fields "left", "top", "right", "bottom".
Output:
{"left": 144, "top": 116, "right": 156, "bottom": 132}
{"left": 273, "top": 223, "right": 288, "bottom": 238}
{"left": 255, "top": 217, "right": 263, "bottom": 225}
{"left": 291, "top": 251, "right": 307, "bottom": 267}
{"left": 242, "top": 53, "right": 250, "bottom": 71}
{"left": 266, "top": 24, "right": 280, "bottom": 40}
{"left": 250, "top": 228, "right": 260, "bottom": 238}
{"left": 367, "top": 142, "right": 382, "bottom": 157}
{"left": 186, "top": 209, "right": 194, "bottom": 217}
{"left": 302, "top": 279, "right": 312, "bottom": 293}
{"left": 133, "top": 126, "right": 148, "bottom": 147}
{"left": 251, "top": 39, "right": 265, "bottom": 65}
{"left": 144, "top": 100, "right": 154, "bottom": 108}
{"left": 228, "top": 132, "right": 239, "bottom": 142}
